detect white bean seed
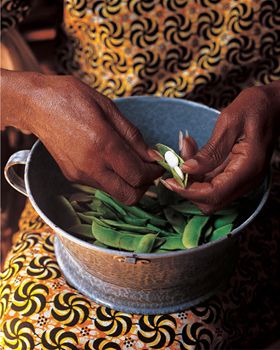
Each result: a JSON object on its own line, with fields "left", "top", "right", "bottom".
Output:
{"left": 174, "top": 166, "right": 184, "bottom": 180}
{"left": 164, "top": 151, "right": 179, "bottom": 168}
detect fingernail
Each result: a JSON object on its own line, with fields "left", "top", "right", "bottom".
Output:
{"left": 185, "top": 129, "right": 189, "bottom": 138}
{"left": 160, "top": 179, "right": 173, "bottom": 191}
{"left": 183, "top": 159, "right": 198, "bottom": 170}
{"left": 178, "top": 130, "right": 183, "bottom": 151}
{"left": 148, "top": 149, "right": 163, "bottom": 161}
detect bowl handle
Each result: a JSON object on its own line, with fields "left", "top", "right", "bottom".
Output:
{"left": 4, "top": 150, "right": 30, "bottom": 196}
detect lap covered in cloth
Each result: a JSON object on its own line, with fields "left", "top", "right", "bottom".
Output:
{"left": 1, "top": 171, "right": 280, "bottom": 350}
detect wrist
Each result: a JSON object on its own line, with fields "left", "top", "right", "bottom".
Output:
{"left": 259, "top": 81, "right": 280, "bottom": 131}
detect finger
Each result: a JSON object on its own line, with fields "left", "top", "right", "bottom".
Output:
{"left": 182, "top": 113, "right": 240, "bottom": 175}
{"left": 179, "top": 130, "right": 198, "bottom": 160}
{"left": 190, "top": 171, "right": 263, "bottom": 214}
{"left": 203, "top": 155, "right": 231, "bottom": 182}
{"left": 94, "top": 92, "right": 154, "bottom": 162}
{"left": 104, "top": 131, "right": 163, "bottom": 187}
{"left": 165, "top": 142, "right": 265, "bottom": 207}
{"left": 97, "top": 168, "right": 147, "bottom": 205}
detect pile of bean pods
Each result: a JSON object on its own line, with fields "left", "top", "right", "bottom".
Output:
{"left": 58, "top": 181, "right": 239, "bottom": 254}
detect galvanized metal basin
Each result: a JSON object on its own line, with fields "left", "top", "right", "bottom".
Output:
{"left": 4, "top": 97, "right": 270, "bottom": 314}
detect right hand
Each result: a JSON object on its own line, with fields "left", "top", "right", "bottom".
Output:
{"left": 5, "top": 72, "right": 162, "bottom": 204}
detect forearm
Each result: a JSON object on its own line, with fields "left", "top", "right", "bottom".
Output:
{"left": 1, "top": 68, "right": 39, "bottom": 131}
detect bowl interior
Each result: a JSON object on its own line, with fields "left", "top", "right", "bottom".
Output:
{"left": 115, "top": 96, "right": 219, "bottom": 150}
{"left": 26, "top": 97, "right": 269, "bottom": 249}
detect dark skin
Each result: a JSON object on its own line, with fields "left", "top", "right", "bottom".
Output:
{"left": 1, "top": 68, "right": 279, "bottom": 211}
{"left": 1, "top": 69, "right": 162, "bottom": 205}
{"left": 160, "top": 81, "right": 280, "bottom": 213}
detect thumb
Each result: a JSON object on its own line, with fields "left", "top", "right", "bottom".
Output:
{"left": 181, "top": 115, "right": 237, "bottom": 175}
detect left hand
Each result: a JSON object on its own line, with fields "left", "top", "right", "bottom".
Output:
{"left": 161, "top": 82, "right": 280, "bottom": 213}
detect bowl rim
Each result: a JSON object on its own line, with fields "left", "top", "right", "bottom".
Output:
{"left": 25, "top": 96, "right": 271, "bottom": 259}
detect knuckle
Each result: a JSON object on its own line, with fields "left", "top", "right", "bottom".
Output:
{"left": 127, "top": 170, "right": 147, "bottom": 187}
{"left": 122, "top": 190, "right": 139, "bottom": 206}
{"left": 220, "top": 111, "right": 237, "bottom": 128}
{"left": 104, "top": 138, "right": 122, "bottom": 158}
{"left": 200, "top": 142, "right": 223, "bottom": 164}
{"left": 124, "top": 125, "right": 143, "bottom": 143}
{"left": 65, "top": 167, "right": 87, "bottom": 183}
{"left": 63, "top": 172, "right": 75, "bottom": 182}
{"left": 218, "top": 111, "right": 230, "bottom": 125}
{"left": 63, "top": 169, "right": 77, "bottom": 182}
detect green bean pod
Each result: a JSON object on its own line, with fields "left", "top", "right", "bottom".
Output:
{"left": 77, "top": 212, "right": 103, "bottom": 224}
{"left": 214, "top": 213, "right": 238, "bottom": 229}
{"left": 139, "top": 195, "right": 158, "bottom": 211}
{"left": 171, "top": 202, "right": 203, "bottom": 215}
{"left": 182, "top": 215, "right": 209, "bottom": 248}
{"left": 163, "top": 208, "right": 186, "bottom": 234}
{"left": 96, "top": 190, "right": 166, "bottom": 226}
{"left": 210, "top": 224, "right": 233, "bottom": 242}
{"left": 157, "top": 160, "right": 172, "bottom": 172}
{"left": 70, "top": 201, "right": 86, "bottom": 212}
{"left": 159, "top": 236, "right": 186, "bottom": 250}
{"left": 86, "top": 198, "right": 103, "bottom": 211}
{"left": 155, "top": 143, "right": 184, "bottom": 163}
{"left": 68, "top": 192, "right": 94, "bottom": 203}
{"left": 146, "top": 224, "right": 178, "bottom": 237}
{"left": 83, "top": 211, "right": 101, "bottom": 217}
{"left": 97, "top": 205, "right": 120, "bottom": 220}
{"left": 63, "top": 179, "right": 240, "bottom": 253}
{"left": 92, "top": 221, "right": 143, "bottom": 251}
{"left": 170, "top": 167, "right": 185, "bottom": 188}
{"left": 155, "top": 144, "right": 187, "bottom": 187}
{"left": 135, "top": 234, "right": 158, "bottom": 253}
{"left": 91, "top": 217, "right": 111, "bottom": 228}
{"left": 55, "top": 195, "right": 80, "bottom": 227}
{"left": 71, "top": 183, "right": 96, "bottom": 194}
{"left": 124, "top": 216, "right": 148, "bottom": 226}
{"left": 68, "top": 224, "right": 94, "bottom": 239}
{"left": 123, "top": 206, "right": 166, "bottom": 227}
{"left": 95, "top": 190, "right": 127, "bottom": 216}
{"left": 172, "top": 202, "right": 237, "bottom": 216}
{"left": 204, "top": 226, "right": 213, "bottom": 240}
{"left": 102, "top": 219, "right": 153, "bottom": 233}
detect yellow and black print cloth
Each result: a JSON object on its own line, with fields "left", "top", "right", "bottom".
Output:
{"left": 1, "top": 0, "right": 280, "bottom": 348}
{"left": 57, "top": 0, "right": 280, "bottom": 109}
{"left": 1, "top": 172, "right": 280, "bottom": 349}
{"left": 1, "top": 0, "right": 280, "bottom": 109}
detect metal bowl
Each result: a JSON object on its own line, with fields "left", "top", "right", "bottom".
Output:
{"left": 5, "top": 96, "right": 270, "bottom": 314}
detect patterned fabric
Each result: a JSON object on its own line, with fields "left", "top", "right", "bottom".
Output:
{"left": 56, "top": 0, "right": 280, "bottom": 109}
{"left": 1, "top": 171, "right": 279, "bottom": 349}
{"left": 1, "top": 0, "right": 280, "bottom": 349}
{"left": 1, "top": 1, "right": 280, "bottom": 108}
{"left": 0, "top": 0, "right": 32, "bottom": 32}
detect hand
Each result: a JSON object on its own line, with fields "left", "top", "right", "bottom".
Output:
{"left": 2, "top": 70, "right": 162, "bottom": 205}
{"left": 161, "top": 82, "right": 280, "bottom": 213}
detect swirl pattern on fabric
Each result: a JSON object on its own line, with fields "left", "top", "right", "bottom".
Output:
{"left": 56, "top": 0, "right": 280, "bottom": 109}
